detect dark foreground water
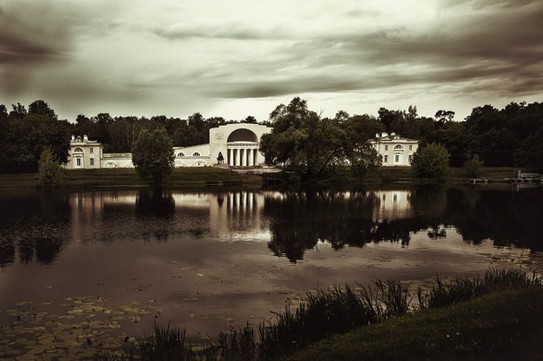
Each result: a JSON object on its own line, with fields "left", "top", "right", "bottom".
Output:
{"left": 1, "top": 184, "right": 542, "bottom": 358}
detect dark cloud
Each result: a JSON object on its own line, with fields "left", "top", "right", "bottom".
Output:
{"left": 208, "top": 0, "right": 542, "bottom": 101}
{"left": 0, "top": 2, "right": 75, "bottom": 95}
{"left": 0, "top": 3, "right": 72, "bottom": 65}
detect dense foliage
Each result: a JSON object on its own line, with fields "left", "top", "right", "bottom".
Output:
{"left": 411, "top": 143, "right": 450, "bottom": 179}
{"left": 1, "top": 98, "right": 542, "bottom": 174}
{"left": 131, "top": 127, "right": 175, "bottom": 184}
{"left": 37, "top": 147, "right": 63, "bottom": 188}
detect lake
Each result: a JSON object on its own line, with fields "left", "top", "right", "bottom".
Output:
{"left": 1, "top": 184, "right": 542, "bottom": 358}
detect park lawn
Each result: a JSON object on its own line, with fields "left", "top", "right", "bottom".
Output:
{"left": 0, "top": 167, "right": 262, "bottom": 190}
{"left": 0, "top": 166, "right": 521, "bottom": 190}
{"left": 281, "top": 286, "right": 543, "bottom": 361}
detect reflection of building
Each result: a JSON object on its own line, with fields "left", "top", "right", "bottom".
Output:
{"left": 369, "top": 132, "right": 419, "bottom": 166}
{"left": 209, "top": 192, "right": 269, "bottom": 240}
{"left": 68, "top": 191, "right": 271, "bottom": 242}
{"left": 370, "top": 190, "right": 413, "bottom": 221}
{"left": 66, "top": 124, "right": 272, "bottom": 169}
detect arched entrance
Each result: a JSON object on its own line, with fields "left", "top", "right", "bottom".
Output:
{"left": 226, "top": 129, "right": 259, "bottom": 167}
{"left": 393, "top": 145, "right": 404, "bottom": 164}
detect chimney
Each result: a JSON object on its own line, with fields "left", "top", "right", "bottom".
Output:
{"left": 375, "top": 133, "right": 380, "bottom": 139}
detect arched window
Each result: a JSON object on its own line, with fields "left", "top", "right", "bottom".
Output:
{"left": 73, "top": 147, "right": 84, "bottom": 153}
{"left": 192, "top": 152, "right": 200, "bottom": 156}
{"left": 177, "top": 152, "right": 185, "bottom": 157}
{"left": 393, "top": 145, "right": 404, "bottom": 151}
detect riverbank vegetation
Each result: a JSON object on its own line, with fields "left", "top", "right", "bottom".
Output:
{"left": 0, "top": 166, "right": 521, "bottom": 190}
{"left": 98, "top": 269, "right": 543, "bottom": 361}
{"left": 2, "top": 99, "right": 542, "bottom": 175}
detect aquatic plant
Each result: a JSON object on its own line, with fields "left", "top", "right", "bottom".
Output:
{"left": 95, "top": 268, "right": 543, "bottom": 361}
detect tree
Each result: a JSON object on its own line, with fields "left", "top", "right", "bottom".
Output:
{"left": 38, "top": 147, "right": 63, "bottom": 188}
{"left": 260, "top": 98, "right": 348, "bottom": 178}
{"left": 464, "top": 154, "right": 484, "bottom": 178}
{"left": 29, "top": 100, "right": 57, "bottom": 119}
{"left": 434, "top": 110, "right": 455, "bottom": 123}
{"left": 347, "top": 143, "right": 381, "bottom": 177}
{"left": 131, "top": 127, "right": 175, "bottom": 184}
{"left": 411, "top": 142, "right": 450, "bottom": 179}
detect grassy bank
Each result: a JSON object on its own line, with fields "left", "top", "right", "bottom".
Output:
{"left": 99, "top": 269, "right": 542, "bottom": 361}
{"left": 0, "top": 166, "right": 522, "bottom": 190}
{"left": 282, "top": 286, "right": 543, "bottom": 361}
{"left": 0, "top": 167, "right": 262, "bottom": 190}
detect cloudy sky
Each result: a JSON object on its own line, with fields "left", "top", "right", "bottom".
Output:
{"left": 1, "top": 0, "right": 541, "bottom": 122}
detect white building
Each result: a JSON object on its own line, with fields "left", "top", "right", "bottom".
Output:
{"left": 369, "top": 132, "right": 419, "bottom": 167}
{"left": 66, "top": 123, "right": 272, "bottom": 169}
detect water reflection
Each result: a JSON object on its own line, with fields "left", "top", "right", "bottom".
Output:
{"left": 0, "top": 186, "right": 542, "bottom": 268}
{"left": 0, "top": 192, "right": 70, "bottom": 266}
{"left": 264, "top": 191, "right": 414, "bottom": 262}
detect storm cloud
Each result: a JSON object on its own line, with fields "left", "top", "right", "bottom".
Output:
{"left": 1, "top": 0, "right": 541, "bottom": 121}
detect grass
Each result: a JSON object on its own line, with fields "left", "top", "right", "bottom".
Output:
{"left": 0, "top": 166, "right": 522, "bottom": 190}
{"left": 0, "top": 167, "right": 262, "bottom": 190}
{"left": 282, "top": 286, "right": 543, "bottom": 361}
{"left": 99, "top": 269, "right": 543, "bottom": 361}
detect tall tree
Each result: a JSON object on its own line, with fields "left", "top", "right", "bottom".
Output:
{"left": 260, "top": 98, "right": 348, "bottom": 178}
{"left": 28, "top": 100, "right": 57, "bottom": 119}
{"left": 131, "top": 127, "right": 175, "bottom": 184}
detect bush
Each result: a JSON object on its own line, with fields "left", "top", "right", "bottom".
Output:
{"left": 411, "top": 142, "right": 450, "bottom": 179}
{"left": 38, "top": 147, "right": 63, "bottom": 188}
{"left": 464, "top": 154, "right": 484, "bottom": 178}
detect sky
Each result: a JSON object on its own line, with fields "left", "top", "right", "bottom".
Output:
{"left": 1, "top": 0, "right": 542, "bottom": 122}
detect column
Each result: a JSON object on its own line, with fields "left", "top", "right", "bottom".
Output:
{"left": 229, "top": 149, "right": 233, "bottom": 166}
{"left": 235, "top": 148, "right": 240, "bottom": 166}
{"left": 240, "top": 148, "right": 246, "bottom": 167}
{"left": 247, "top": 149, "right": 253, "bottom": 166}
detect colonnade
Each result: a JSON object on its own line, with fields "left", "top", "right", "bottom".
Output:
{"left": 227, "top": 143, "right": 259, "bottom": 167}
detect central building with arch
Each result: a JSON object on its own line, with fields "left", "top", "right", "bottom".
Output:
{"left": 209, "top": 123, "right": 271, "bottom": 167}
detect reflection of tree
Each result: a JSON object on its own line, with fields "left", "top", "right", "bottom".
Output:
{"left": 264, "top": 191, "right": 414, "bottom": 262}
{"left": 451, "top": 188, "right": 543, "bottom": 249}
{"left": 264, "top": 186, "right": 543, "bottom": 262}
{"left": 135, "top": 188, "right": 176, "bottom": 241}
{"left": 135, "top": 188, "right": 175, "bottom": 218}
{"left": 0, "top": 242, "right": 14, "bottom": 267}
{"left": 0, "top": 192, "right": 70, "bottom": 266}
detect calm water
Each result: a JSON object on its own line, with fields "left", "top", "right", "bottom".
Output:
{"left": 1, "top": 185, "right": 542, "bottom": 357}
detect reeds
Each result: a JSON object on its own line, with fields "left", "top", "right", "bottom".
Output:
{"left": 418, "top": 268, "right": 542, "bottom": 309}
{"left": 100, "top": 268, "right": 542, "bottom": 361}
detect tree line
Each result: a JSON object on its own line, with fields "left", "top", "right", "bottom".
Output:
{"left": 1, "top": 98, "right": 542, "bottom": 174}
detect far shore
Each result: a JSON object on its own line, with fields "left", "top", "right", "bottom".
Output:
{"left": 0, "top": 166, "right": 524, "bottom": 191}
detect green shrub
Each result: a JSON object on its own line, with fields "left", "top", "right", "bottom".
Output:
{"left": 37, "top": 147, "right": 63, "bottom": 188}
{"left": 411, "top": 142, "right": 450, "bottom": 179}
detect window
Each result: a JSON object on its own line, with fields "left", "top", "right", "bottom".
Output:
{"left": 90, "top": 147, "right": 94, "bottom": 154}
{"left": 384, "top": 145, "right": 388, "bottom": 151}
{"left": 192, "top": 152, "right": 200, "bottom": 156}
{"left": 90, "top": 158, "right": 94, "bottom": 166}
{"left": 395, "top": 154, "right": 400, "bottom": 163}
{"left": 384, "top": 155, "right": 388, "bottom": 163}
{"left": 177, "top": 152, "right": 185, "bottom": 157}
{"left": 394, "top": 145, "right": 403, "bottom": 151}
{"left": 409, "top": 145, "right": 412, "bottom": 151}
{"left": 409, "top": 155, "right": 413, "bottom": 163}
{"left": 74, "top": 147, "right": 83, "bottom": 153}
{"left": 76, "top": 158, "right": 81, "bottom": 166}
